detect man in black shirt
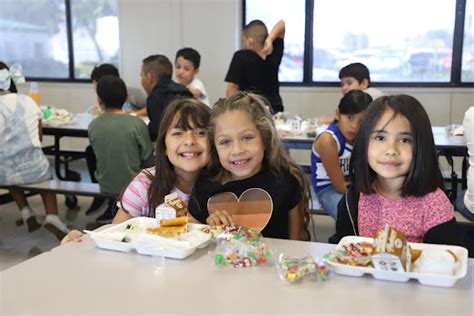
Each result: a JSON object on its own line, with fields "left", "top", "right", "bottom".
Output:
{"left": 140, "top": 55, "right": 192, "bottom": 141}
{"left": 225, "top": 20, "right": 285, "bottom": 114}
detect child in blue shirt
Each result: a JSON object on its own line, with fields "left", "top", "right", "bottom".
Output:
{"left": 311, "top": 90, "right": 372, "bottom": 219}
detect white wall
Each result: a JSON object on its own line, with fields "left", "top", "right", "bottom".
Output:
{"left": 17, "top": 0, "right": 474, "bottom": 150}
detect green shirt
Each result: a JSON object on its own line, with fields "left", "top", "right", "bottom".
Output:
{"left": 88, "top": 114, "right": 154, "bottom": 195}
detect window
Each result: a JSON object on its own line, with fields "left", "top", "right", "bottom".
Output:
{"left": 245, "top": 0, "right": 305, "bottom": 82}
{"left": 462, "top": 0, "right": 474, "bottom": 82}
{"left": 245, "top": 0, "right": 473, "bottom": 86}
{"left": 0, "top": 0, "right": 119, "bottom": 81}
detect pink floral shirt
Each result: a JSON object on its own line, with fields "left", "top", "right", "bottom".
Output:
{"left": 358, "top": 188, "right": 454, "bottom": 243}
{"left": 118, "top": 167, "right": 189, "bottom": 217}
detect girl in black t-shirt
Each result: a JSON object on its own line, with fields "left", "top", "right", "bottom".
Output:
{"left": 189, "top": 92, "right": 310, "bottom": 240}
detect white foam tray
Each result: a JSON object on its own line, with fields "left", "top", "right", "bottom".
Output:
{"left": 326, "top": 236, "right": 468, "bottom": 287}
{"left": 89, "top": 217, "right": 210, "bottom": 259}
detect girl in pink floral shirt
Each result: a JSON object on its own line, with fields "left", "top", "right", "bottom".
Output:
{"left": 331, "top": 95, "right": 459, "bottom": 245}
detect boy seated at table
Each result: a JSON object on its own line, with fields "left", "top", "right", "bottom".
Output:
{"left": 88, "top": 75, "right": 154, "bottom": 224}
{"left": 86, "top": 64, "right": 149, "bottom": 215}
{"left": 140, "top": 54, "right": 193, "bottom": 141}
{"left": 320, "top": 62, "right": 383, "bottom": 124}
{"left": 90, "top": 64, "right": 148, "bottom": 116}
{"left": 175, "top": 47, "right": 210, "bottom": 106}
{"left": 339, "top": 62, "right": 383, "bottom": 100}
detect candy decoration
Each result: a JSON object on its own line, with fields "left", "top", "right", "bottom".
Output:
{"left": 277, "top": 254, "right": 329, "bottom": 283}
{"left": 204, "top": 225, "right": 272, "bottom": 268}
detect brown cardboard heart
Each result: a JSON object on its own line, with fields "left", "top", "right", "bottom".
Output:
{"left": 207, "top": 188, "right": 273, "bottom": 233}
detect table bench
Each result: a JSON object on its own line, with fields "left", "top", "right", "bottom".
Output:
{"left": 1, "top": 180, "right": 114, "bottom": 198}
{"left": 0, "top": 180, "right": 117, "bottom": 226}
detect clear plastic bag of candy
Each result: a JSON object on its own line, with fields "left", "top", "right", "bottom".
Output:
{"left": 277, "top": 253, "right": 329, "bottom": 284}
{"left": 203, "top": 225, "right": 272, "bottom": 268}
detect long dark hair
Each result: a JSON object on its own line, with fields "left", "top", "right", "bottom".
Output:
{"left": 146, "top": 98, "right": 211, "bottom": 216}
{"left": 0, "top": 62, "right": 17, "bottom": 93}
{"left": 350, "top": 94, "right": 444, "bottom": 196}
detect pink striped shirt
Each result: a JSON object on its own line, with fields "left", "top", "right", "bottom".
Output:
{"left": 358, "top": 188, "right": 454, "bottom": 243}
{"left": 119, "top": 167, "right": 190, "bottom": 217}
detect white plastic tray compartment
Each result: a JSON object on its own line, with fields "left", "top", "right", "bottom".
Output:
{"left": 90, "top": 217, "right": 210, "bottom": 259}
{"left": 326, "top": 236, "right": 468, "bottom": 287}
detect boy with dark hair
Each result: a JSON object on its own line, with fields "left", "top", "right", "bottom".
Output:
{"left": 338, "top": 62, "right": 383, "bottom": 100}
{"left": 88, "top": 75, "right": 154, "bottom": 224}
{"left": 225, "top": 19, "right": 285, "bottom": 113}
{"left": 320, "top": 62, "right": 384, "bottom": 124}
{"left": 141, "top": 54, "right": 192, "bottom": 141}
{"left": 90, "top": 63, "right": 119, "bottom": 81}
{"left": 175, "top": 47, "right": 210, "bottom": 106}
{"left": 85, "top": 63, "right": 148, "bottom": 215}
{"left": 90, "top": 63, "right": 147, "bottom": 116}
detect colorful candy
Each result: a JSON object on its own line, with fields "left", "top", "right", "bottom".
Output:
{"left": 203, "top": 225, "right": 272, "bottom": 268}
{"left": 277, "top": 254, "right": 329, "bottom": 283}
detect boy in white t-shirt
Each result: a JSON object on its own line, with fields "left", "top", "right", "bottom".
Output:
{"left": 174, "top": 48, "right": 210, "bottom": 106}
{"left": 338, "top": 62, "right": 383, "bottom": 100}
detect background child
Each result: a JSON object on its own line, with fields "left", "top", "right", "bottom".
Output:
{"left": 88, "top": 75, "right": 154, "bottom": 224}
{"left": 320, "top": 63, "right": 383, "bottom": 124}
{"left": 225, "top": 20, "right": 285, "bottom": 114}
{"left": 175, "top": 48, "right": 210, "bottom": 107}
{"left": 330, "top": 95, "right": 459, "bottom": 245}
{"left": 311, "top": 90, "right": 372, "bottom": 219}
{"left": 86, "top": 63, "right": 149, "bottom": 215}
{"left": 62, "top": 98, "right": 211, "bottom": 243}
{"left": 0, "top": 62, "right": 69, "bottom": 240}
{"left": 140, "top": 54, "right": 193, "bottom": 141}
{"left": 90, "top": 63, "right": 148, "bottom": 116}
{"left": 455, "top": 106, "right": 474, "bottom": 221}
{"left": 339, "top": 62, "right": 384, "bottom": 100}
{"left": 188, "top": 92, "right": 310, "bottom": 240}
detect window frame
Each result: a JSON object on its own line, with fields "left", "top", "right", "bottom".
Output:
{"left": 243, "top": 0, "right": 473, "bottom": 87}
{"left": 24, "top": 0, "right": 117, "bottom": 83}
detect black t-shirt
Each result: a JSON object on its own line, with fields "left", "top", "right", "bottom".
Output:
{"left": 189, "top": 167, "right": 302, "bottom": 239}
{"left": 224, "top": 38, "right": 284, "bottom": 113}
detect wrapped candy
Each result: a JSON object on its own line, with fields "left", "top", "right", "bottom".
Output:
{"left": 324, "top": 242, "right": 374, "bottom": 267}
{"left": 277, "top": 254, "right": 328, "bottom": 284}
{"left": 203, "top": 225, "right": 272, "bottom": 268}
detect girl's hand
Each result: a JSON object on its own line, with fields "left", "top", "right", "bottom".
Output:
{"left": 60, "top": 230, "right": 83, "bottom": 245}
{"left": 206, "top": 210, "right": 235, "bottom": 226}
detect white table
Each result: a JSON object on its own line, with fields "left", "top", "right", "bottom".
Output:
{"left": 42, "top": 113, "right": 150, "bottom": 180}
{"left": 1, "top": 237, "right": 472, "bottom": 315}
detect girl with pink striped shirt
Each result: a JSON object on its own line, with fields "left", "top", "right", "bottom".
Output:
{"left": 62, "top": 98, "right": 211, "bottom": 244}
{"left": 330, "top": 95, "right": 459, "bottom": 245}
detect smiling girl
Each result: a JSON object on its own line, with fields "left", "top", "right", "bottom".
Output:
{"left": 189, "top": 92, "right": 310, "bottom": 240}
{"left": 330, "top": 95, "right": 459, "bottom": 245}
{"left": 61, "top": 99, "right": 211, "bottom": 243}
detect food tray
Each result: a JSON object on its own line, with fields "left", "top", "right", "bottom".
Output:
{"left": 326, "top": 236, "right": 468, "bottom": 287}
{"left": 42, "top": 118, "right": 77, "bottom": 127}
{"left": 89, "top": 217, "right": 210, "bottom": 259}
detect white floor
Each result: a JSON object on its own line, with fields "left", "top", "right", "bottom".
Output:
{"left": 0, "top": 192, "right": 110, "bottom": 271}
